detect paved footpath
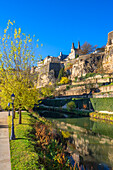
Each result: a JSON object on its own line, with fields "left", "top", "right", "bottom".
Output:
{"left": 0, "top": 111, "right": 11, "bottom": 170}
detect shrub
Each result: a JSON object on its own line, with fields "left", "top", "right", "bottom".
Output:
{"left": 35, "top": 117, "right": 70, "bottom": 169}
{"left": 75, "top": 76, "right": 78, "bottom": 82}
{"left": 66, "top": 85, "right": 70, "bottom": 90}
{"left": 67, "top": 101, "right": 76, "bottom": 111}
{"left": 85, "top": 72, "right": 96, "bottom": 78}
{"left": 58, "top": 67, "right": 64, "bottom": 81}
{"left": 60, "top": 77, "right": 69, "bottom": 84}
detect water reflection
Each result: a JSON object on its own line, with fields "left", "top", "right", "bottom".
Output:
{"left": 54, "top": 118, "right": 113, "bottom": 168}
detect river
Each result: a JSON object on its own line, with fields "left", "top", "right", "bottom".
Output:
{"left": 48, "top": 117, "right": 113, "bottom": 169}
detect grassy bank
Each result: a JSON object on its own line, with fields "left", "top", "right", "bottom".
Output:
{"left": 8, "top": 111, "right": 81, "bottom": 169}
{"left": 8, "top": 111, "right": 42, "bottom": 170}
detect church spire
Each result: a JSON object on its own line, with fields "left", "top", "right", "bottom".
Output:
{"left": 78, "top": 41, "right": 80, "bottom": 49}
{"left": 72, "top": 42, "right": 75, "bottom": 50}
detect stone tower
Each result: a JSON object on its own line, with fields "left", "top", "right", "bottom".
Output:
{"left": 71, "top": 42, "right": 75, "bottom": 53}
{"left": 107, "top": 31, "right": 113, "bottom": 45}
{"left": 78, "top": 41, "right": 80, "bottom": 49}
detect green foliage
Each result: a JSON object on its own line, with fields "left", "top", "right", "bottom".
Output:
{"left": 0, "top": 20, "right": 41, "bottom": 110}
{"left": 67, "top": 101, "right": 76, "bottom": 111}
{"left": 90, "top": 98, "right": 113, "bottom": 112}
{"left": 58, "top": 67, "right": 64, "bottom": 81}
{"left": 75, "top": 54, "right": 79, "bottom": 59}
{"left": 75, "top": 76, "right": 78, "bottom": 82}
{"left": 42, "top": 98, "right": 71, "bottom": 107}
{"left": 41, "top": 85, "right": 55, "bottom": 98}
{"left": 66, "top": 85, "right": 70, "bottom": 90}
{"left": 85, "top": 72, "right": 96, "bottom": 78}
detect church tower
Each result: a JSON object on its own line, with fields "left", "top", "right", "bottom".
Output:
{"left": 78, "top": 41, "right": 80, "bottom": 49}
{"left": 71, "top": 42, "right": 75, "bottom": 53}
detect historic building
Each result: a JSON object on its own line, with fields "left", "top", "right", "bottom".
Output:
{"left": 68, "top": 41, "right": 80, "bottom": 60}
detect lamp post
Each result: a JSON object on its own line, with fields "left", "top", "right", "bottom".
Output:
{"left": 10, "top": 93, "right": 15, "bottom": 140}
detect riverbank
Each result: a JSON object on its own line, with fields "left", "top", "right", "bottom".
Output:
{"left": 8, "top": 111, "right": 85, "bottom": 169}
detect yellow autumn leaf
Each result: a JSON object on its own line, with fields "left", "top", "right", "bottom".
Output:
{"left": 15, "top": 28, "right": 17, "bottom": 35}
{"left": 28, "top": 39, "right": 32, "bottom": 42}
{"left": 18, "top": 28, "right": 21, "bottom": 34}
{"left": 11, "top": 41, "right": 13, "bottom": 45}
{"left": 4, "top": 29, "right": 7, "bottom": 33}
{"left": 10, "top": 21, "right": 13, "bottom": 25}
{"left": 17, "top": 35, "right": 20, "bottom": 38}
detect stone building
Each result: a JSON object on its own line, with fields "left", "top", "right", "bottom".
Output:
{"left": 68, "top": 42, "right": 80, "bottom": 60}
{"left": 44, "top": 56, "right": 60, "bottom": 65}
{"left": 57, "top": 52, "right": 68, "bottom": 61}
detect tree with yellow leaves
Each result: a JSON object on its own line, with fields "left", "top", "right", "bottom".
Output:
{"left": 0, "top": 20, "right": 41, "bottom": 124}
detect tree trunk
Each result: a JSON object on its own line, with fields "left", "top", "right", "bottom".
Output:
{"left": 19, "top": 108, "right": 22, "bottom": 124}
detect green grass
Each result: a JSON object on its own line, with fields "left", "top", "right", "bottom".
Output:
{"left": 8, "top": 112, "right": 44, "bottom": 170}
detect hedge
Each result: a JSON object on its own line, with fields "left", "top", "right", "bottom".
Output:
{"left": 90, "top": 98, "right": 113, "bottom": 112}
{"left": 41, "top": 97, "right": 113, "bottom": 112}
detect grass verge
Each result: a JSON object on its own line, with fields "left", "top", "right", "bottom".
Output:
{"left": 8, "top": 111, "right": 44, "bottom": 170}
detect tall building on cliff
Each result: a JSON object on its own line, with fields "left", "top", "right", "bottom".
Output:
{"left": 68, "top": 42, "right": 80, "bottom": 60}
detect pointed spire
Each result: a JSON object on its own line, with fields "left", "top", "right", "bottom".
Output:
{"left": 72, "top": 42, "right": 75, "bottom": 50}
{"left": 78, "top": 41, "right": 80, "bottom": 49}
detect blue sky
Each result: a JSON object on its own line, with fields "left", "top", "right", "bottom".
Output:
{"left": 0, "top": 0, "right": 113, "bottom": 61}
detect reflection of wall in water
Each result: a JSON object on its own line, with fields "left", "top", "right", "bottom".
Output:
{"left": 59, "top": 122, "right": 113, "bottom": 166}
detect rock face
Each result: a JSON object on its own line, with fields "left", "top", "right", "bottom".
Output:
{"left": 37, "top": 62, "right": 62, "bottom": 87}
{"left": 103, "top": 31, "right": 113, "bottom": 73}
{"left": 71, "top": 53, "right": 104, "bottom": 80}
{"left": 31, "top": 31, "right": 113, "bottom": 88}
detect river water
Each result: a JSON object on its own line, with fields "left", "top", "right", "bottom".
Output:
{"left": 49, "top": 117, "right": 113, "bottom": 169}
